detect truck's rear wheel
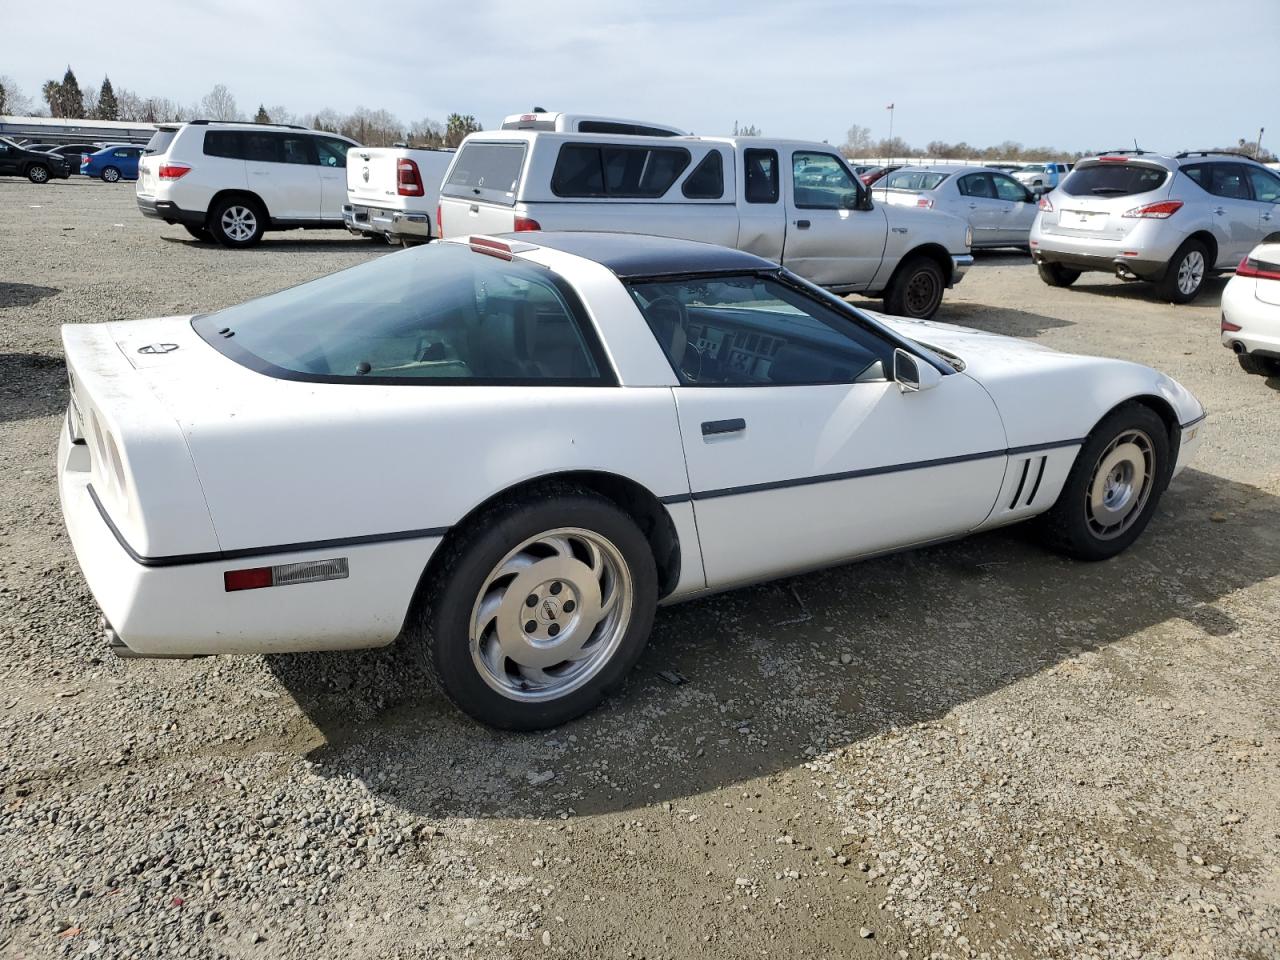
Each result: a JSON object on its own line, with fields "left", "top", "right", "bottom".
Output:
{"left": 884, "top": 255, "right": 945, "bottom": 319}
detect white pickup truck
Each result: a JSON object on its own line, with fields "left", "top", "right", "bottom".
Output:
{"left": 343, "top": 146, "right": 454, "bottom": 244}
{"left": 438, "top": 130, "right": 974, "bottom": 318}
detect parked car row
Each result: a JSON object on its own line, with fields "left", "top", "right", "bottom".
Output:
{"left": 0, "top": 137, "right": 144, "bottom": 182}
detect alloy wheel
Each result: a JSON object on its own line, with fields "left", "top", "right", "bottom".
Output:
{"left": 468, "top": 527, "right": 633, "bottom": 702}
{"left": 102, "top": 167, "right": 120, "bottom": 183}
{"left": 1085, "top": 429, "right": 1155, "bottom": 540}
{"left": 1176, "top": 250, "right": 1205, "bottom": 296}
{"left": 29, "top": 166, "right": 48, "bottom": 183}
{"left": 220, "top": 205, "right": 258, "bottom": 243}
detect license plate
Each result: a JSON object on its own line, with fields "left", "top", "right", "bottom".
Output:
{"left": 1064, "top": 210, "right": 1103, "bottom": 226}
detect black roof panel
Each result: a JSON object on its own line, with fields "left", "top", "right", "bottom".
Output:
{"left": 500, "top": 231, "right": 777, "bottom": 278}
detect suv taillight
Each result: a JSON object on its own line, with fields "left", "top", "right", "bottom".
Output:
{"left": 1237, "top": 254, "right": 1280, "bottom": 280}
{"left": 1122, "top": 200, "right": 1183, "bottom": 219}
{"left": 436, "top": 203, "right": 442, "bottom": 237}
{"left": 513, "top": 216, "right": 541, "bottom": 231}
{"left": 1037, "top": 196, "right": 1053, "bottom": 212}
{"left": 397, "top": 159, "right": 424, "bottom": 197}
{"left": 158, "top": 162, "right": 191, "bottom": 180}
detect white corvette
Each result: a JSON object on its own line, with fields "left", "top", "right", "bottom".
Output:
{"left": 58, "top": 232, "right": 1206, "bottom": 729}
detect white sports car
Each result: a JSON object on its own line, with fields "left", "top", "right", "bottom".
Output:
{"left": 58, "top": 232, "right": 1206, "bottom": 729}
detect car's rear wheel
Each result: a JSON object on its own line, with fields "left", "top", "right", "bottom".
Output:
{"left": 884, "top": 254, "right": 945, "bottom": 319}
{"left": 1238, "top": 352, "right": 1280, "bottom": 377}
{"left": 101, "top": 166, "right": 121, "bottom": 183}
{"left": 1036, "top": 403, "right": 1170, "bottom": 561}
{"left": 183, "top": 224, "right": 214, "bottom": 242}
{"left": 26, "top": 164, "right": 50, "bottom": 184}
{"left": 416, "top": 488, "right": 658, "bottom": 730}
{"left": 1156, "top": 238, "right": 1209, "bottom": 303}
{"left": 209, "top": 197, "right": 266, "bottom": 247}
{"left": 1037, "top": 261, "right": 1080, "bottom": 287}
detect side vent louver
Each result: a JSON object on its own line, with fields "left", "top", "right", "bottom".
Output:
{"left": 1009, "top": 456, "right": 1048, "bottom": 510}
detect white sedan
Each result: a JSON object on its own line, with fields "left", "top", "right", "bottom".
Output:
{"left": 1221, "top": 241, "right": 1280, "bottom": 377}
{"left": 874, "top": 165, "right": 1040, "bottom": 250}
{"left": 58, "top": 232, "right": 1206, "bottom": 729}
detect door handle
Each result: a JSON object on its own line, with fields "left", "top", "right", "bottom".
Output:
{"left": 1213, "top": 206, "right": 1225, "bottom": 215}
{"left": 968, "top": 202, "right": 978, "bottom": 209}
{"left": 794, "top": 219, "right": 810, "bottom": 229}
{"left": 701, "top": 418, "right": 746, "bottom": 437}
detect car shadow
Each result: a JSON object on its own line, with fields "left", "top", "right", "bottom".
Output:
{"left": 1068, "top": 274, "right": 1228, "bottom": 305}
{"left": 0, "top": 283, "right": 60, "bottom": 308}
{"left": 937, "top": 301, "right": 1074, "bottom": 338}
{"left": 158, "top": 234, "right": 381, "bottom": 251}
{"left": 264, "top": 466, "right": 1280, "bottom": 819}
{"left": 0, "top": 353, "right": 67, "bottom": 424}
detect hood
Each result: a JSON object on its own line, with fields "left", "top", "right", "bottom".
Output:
{"left": 871, "top": 311, "right": 1058, "bottom": 372}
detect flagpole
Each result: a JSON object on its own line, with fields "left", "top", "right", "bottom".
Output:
{"left": 887, "top": 103, "right": 895, "bottom": 164}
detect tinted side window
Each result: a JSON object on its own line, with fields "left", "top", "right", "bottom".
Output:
{"left": 626, "top": 274, "right": 893, "bottom": 386}
{"left": 1247, "top": 167, "right": 1280, "bottom": 203}
{"left": 791, "top": 153, "right": 860, "bottom": 209}
{"left": 993, "top": 174, "right": 1029, "bottom": 201}
{"left": 242, "top": 132, "right": 282, "bottom": 163}
{"left": 1182, "top": 163, "right": 1208, "bottom": 188}
{"left": 442, "top": 142, "right": 526, "bottom": 205}
{"left": 681, "top": 151, "right": 724, "bottom": 199}
{"left": 551, "top": 144, "right": 690, "bottom": 198}
{"left": 313, "top": 137, "right": 349, "bottom": 168}
{"left": 744, "top": 149, "right": 778, "bottom": 204}
{"left": 1206, "top": 163, "right": 1250, "bottom": 200}
{"left": 958, "top": 173, "right": 995, "bottom": 198}
{"left": 278, "top": 135, "right": 315, "bottom": 165}
{"left": 203, "top": 131, "right": 243, "bottom": 159}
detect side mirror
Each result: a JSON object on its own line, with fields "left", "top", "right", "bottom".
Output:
{"left": 894, "top": 348, "right": 942, "bottom": 393}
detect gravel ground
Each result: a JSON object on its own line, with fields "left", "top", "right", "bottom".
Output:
{"left": 1, "top": 177, "right": 1277, "bottom": 960}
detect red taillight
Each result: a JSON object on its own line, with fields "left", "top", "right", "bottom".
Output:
{"left": 1037, "top": 196, "right": 1053, "bottom": 212}
{"left": 396, "top": 158, "right": 424, "bottom": 197}
{"left": 915, "top": 196, "right": 933, "bottom": 208}
{"left": 435, "top": 203, "right": 442, "bottom": 237}
{"left": 513, "top": 216, "right": 541, "bottom": 231}
{"left": 1221, "top": 316, "right": 1243, "bottom": 332}
{"left": 158, "top": 162, "right": 191, "bottom": 180}
{"left": 1122, "top": 200, "right": 1183, "bottom": 219}
{"left": 223, "top": 567, "right": 273, "bottom": 592}
{"left": 1236, "top": 254, "right": 1280, "bottom": 281}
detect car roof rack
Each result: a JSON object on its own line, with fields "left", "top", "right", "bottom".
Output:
{"left": 186, "top": 118, "right": 309, "bottom": 131}
{"left": 1174, "top": 150, "right": 1259, "bottom": 160}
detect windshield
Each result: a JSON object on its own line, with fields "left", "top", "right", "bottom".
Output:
{"left": 1062, "top": 162, "right": 1169, "bottom": 197}
{"left": 883, "top": 170, "right": 949, "bottom": 191}
{"left": 194, "top": 243, "right": 610, "bottom": 386}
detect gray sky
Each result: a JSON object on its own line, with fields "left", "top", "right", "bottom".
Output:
{"left": 5, "top": 0, "right": 1277, "bottom": 153}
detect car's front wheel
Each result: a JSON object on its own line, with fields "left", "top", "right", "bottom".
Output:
{"left": 209, "top": 197, "right": 266, "bottom": 247}
{"left": 884, "top": 254, "right": 945, "bottom": 319}
{"left": 1156, "top": 238, "right": 1209, "bottom": 303}
{"left": 1036, "top": 403, "right": 1171, "bottom": 560}
{"left": 1037, "top": 261, "right": 1080, "bottom": 287}
{"left": 417, "top": 488, "right": 658, "bottom": 729}
{"left": 26, "top": 164, "right": 50, "bottom": 184}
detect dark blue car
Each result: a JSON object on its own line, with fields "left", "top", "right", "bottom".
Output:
{"left": 81, "top": 145, "right": 142, "bottom": 183}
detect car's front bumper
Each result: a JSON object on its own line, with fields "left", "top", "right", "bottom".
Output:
{"left": 951, "top": 254, "right": 974, "bottom": 284}
{"left": 58, "top": 419, "right": 438, "bottom": 657}
{"left": 343, "top": 203, "right": 432, "bottom": 241}
{"left": 136, "top": 195, "right": 206, "bottom": 226}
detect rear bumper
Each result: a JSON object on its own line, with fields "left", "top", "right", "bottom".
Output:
{"left": 58, "top": 420, "right": 439, "bottom": 657}
{"left": 136, "top": 195, "right": 206, "bottom": 226}
{"left": 342, "top": 202, "right": 432, "bottom": 240}
{"left": 1221, "top": 275, "right": 1280, "bottom": 357}
{"left": 1029, "top": 221, "right": 1181, "bottom": 280}
{"left": 1031, "top": 245, "right": 1168, "bottom": 281}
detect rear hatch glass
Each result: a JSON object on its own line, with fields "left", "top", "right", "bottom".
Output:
{"left": 144, "top": 128, "right": 179, "bottom": 156}
{"left": 441, "top": 141, "right": 527, "bottom": 206}
{"left": 1061, "top": 162, "right": 1168, "bottom": 198}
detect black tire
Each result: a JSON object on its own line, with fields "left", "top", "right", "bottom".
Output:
{"left": 100, "top": 166, "right": 121, "bottom": 183}
{"left": 1036, "top": 402, "right": 1171, "bottom": 561}
{"left": 1155, "top": 238, "right": 1209, "bottom": 304}
{"left": 208, "top": 196, "right": 266, "bottom": 247}
{"left": 183, "top": 224, "right": 214, "bottom": 242}
{"left": 1238, "top": 352, "right": 1280, "bottom": 377}
{"left": 883, "top": 254, "right": 946, "bottom": 319}
{"left": 414, "top": 486, "right": 659, "bottom": 730}
{"left": 26, "top": 164, "right": 50, "bottom": 184}
{"left": 1037, "top": 261, "right": 1080, "bottom": 287}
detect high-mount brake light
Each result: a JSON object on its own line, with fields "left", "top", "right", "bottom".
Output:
{"left": 158, "top": 162, "right": 192, "bottom": 180}
{"left": 224, "top": 558, "right": 349, "bottom": 592}
{"left": 397, "top": 158, "right": 424, "bottom": 197}
{"left": 468, "top": 236, "right": 515, "bottom": 260}
{"left": 1237, "top": 254, "right": 1280, "bottom": 281}
{"left": 1098, "top": 156, "right": 1129, "bottom": 163}
{"left": 1122, "top": 200, "right": 1183, "bottom": 219}
{"left": 1038, "top": 195, "right": 1053, "bottom": 212}
{"left": 513, "top": 216, "right": 542, "bottom": 231}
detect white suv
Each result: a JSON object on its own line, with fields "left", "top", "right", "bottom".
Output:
{"left": 136, "top": 121, "right": 360, "bottom": 246}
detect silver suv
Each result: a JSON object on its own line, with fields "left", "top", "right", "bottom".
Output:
{"left": 1030, "top": 151, "right": 1280, "bottom": 302}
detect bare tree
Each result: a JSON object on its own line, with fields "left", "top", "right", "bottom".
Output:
{"left": 199, "top": 84, "right": 240, "bottom": 122}
{"left": 732, "top": 120, "right": 762, "bottom": 137}
{"left": 0, "top": 76, "right": 35, "bottom": 115}
{"left": 840, "top": 124, "right": 873, "bottom": 157}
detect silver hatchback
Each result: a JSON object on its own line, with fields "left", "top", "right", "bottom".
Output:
{"left": 1030, "top": 151, "right": 1280, "bottom": 302}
